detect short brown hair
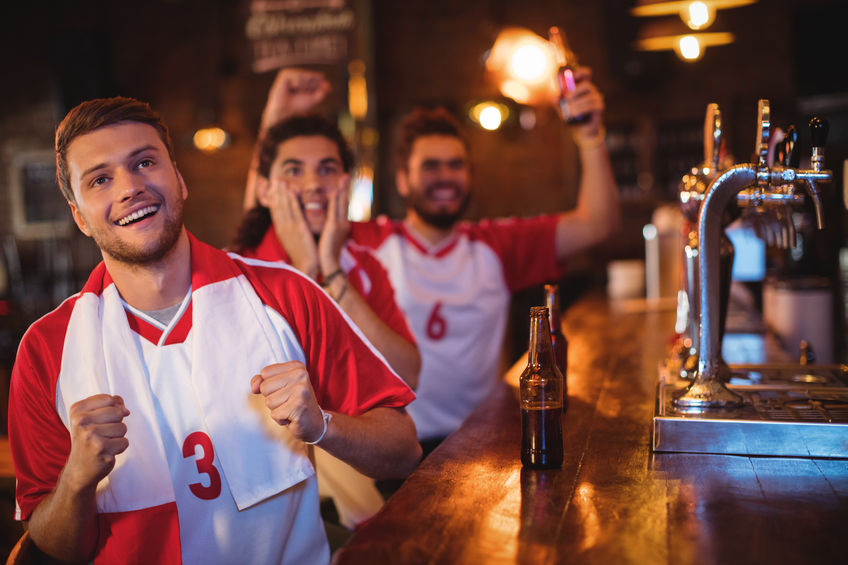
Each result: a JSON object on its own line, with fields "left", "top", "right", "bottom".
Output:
{"left": 255, "top": 114, "right": 354, "bottom": 180}
{"left": 396, "top": 106, "right": 469, "bottom": 171}
{"left": 231, "top": 114, "right": 354, "bottom": 253}
{"left": 55, "top": 97, "right": 175, "bottom": 203}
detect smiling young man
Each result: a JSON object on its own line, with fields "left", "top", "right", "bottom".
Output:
{"left": 247, "top": 67, "right": 621, "bottom": 458}
{"left": 233, "top": 111, "right": 420, "bottom": 389}
{"left": 8, "top": 97, "right": 420, "bottom": 564}
{"left": 348, "top": 68, "right": 621, "bottom": 454}
{"left": 232, "top": 104, "right": 421, "bottom": 531}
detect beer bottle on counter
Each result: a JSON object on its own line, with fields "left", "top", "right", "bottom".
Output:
{"left": 520, "top": 306, "right": 564, "bottom": 469}
{"left": 544, "top": 283, "right": 569, "bottom": 409}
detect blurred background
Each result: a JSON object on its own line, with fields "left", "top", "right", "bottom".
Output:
{"left": 1, "top": 0, "right": 847, "bottom": 551}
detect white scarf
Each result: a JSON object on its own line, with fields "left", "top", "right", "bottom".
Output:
{"left": 58, "top": 260, "right": 314, "bottom": 512}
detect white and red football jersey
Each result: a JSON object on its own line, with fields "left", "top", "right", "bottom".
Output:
{"left": 351, "top": 216, "right": 563, "bottom": 440}
{"left": 9, "top": 233, "right": 414, "bottom": 564}
{"left": 239, "top": 227, "right": 416, "bottom": 347}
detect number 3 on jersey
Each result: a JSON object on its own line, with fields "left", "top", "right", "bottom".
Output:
{"left": 182, "top": 431, "right": 222, "bottom": 500}
{"left": 426, "top": 301, "right": 447, "bottom": 340}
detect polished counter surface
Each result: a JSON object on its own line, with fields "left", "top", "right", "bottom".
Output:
{"left": 333, "top": 292, "right": 848, "bottom": 565}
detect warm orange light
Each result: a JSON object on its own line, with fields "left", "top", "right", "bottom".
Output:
{"left": 676, "top": 35, "right": 703, "bottom": 60}
{"left": 682, "top": 2, "right": 716, "bottom": 29}
{"left": 631, "top": 0, "right": 756, "bottom": 21}
{"left": 347, "top": 59, "right": 368, "bottom": 120}
{"left": 468, "top": 101, "right": 509, "bottom": 131}
{"left": 634, "top": 31, "right": 733, "bottom": 62}
{"left": 192, "top": 127, "right": 230, "bottom": 153}
{"left": 485, "top": 27, "right": 558, "bottom": 105}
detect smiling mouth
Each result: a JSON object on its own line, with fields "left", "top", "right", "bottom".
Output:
{"left": 427, "top": 185, "right": 462, "bottom": 202}
{"left": 117, "top": 205, "right": 159, "bottom": 226}
{"left": 302, "top": 202, "right": 327, "bottom": 212}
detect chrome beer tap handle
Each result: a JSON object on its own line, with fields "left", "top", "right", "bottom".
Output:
{"left": 676, "top": 103, "right": 834, "bottom": 409}
{"left": 706, "top": 102, "right": 722, "bottom": 171}
{"left": 753, "top": 99, "right": 772, "bottom": 197}
{"left": 675, "top": 99, "right": 775, "bottom": 408}
{"left": 802, "top": 117, "right": 830, "bottom": 228}
{"left": 673, "top": 103, "right": 726, "bottom": 379}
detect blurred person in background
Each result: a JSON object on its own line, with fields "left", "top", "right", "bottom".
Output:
{"left": 248, "top": 65, "right": 619, "bottom": 460}
{"left": 234, "top": 69, "right": 420, "bottom": 533}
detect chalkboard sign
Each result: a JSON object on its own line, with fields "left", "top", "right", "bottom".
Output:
{"left": 245, "top": 0, "right": 356, "bottom": 73}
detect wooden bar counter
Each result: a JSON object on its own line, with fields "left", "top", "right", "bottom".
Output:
{"left": 333, "top": 292, "right": 848, "bottom": 565}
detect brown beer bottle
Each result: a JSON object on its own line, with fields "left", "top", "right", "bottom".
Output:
{"left": 520, "top": 306, "right": 564, "bottom": 469}
{"left": 548, "top": 25, "right": 589, "bottom": 124}
{"left": 544, "top": 283, "right": 569, "bottom": 410}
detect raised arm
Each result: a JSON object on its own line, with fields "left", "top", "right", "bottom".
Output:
{"left": 553, "top": 67, "right": 621, "bottom": 260}
{"left": 27, "top": 394, "right": 130, "bottom": 561}
{"left": 251, "top": 362, "right": 421, "bottom": 479}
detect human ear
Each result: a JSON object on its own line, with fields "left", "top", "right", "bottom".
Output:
{"left": 255, "top": 176, "right": 272, "bottom": 207}
{"left": 175, "top": 168, "right": 189, "bottom": 200}
{"left": 395, "top": 169, "right": 410, "bottom": 198}
{"left": 68, "top": 202, "right": 91, "bottom": 237}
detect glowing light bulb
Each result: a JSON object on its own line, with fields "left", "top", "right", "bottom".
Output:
{"left": 478, "top": 106, "right": 503, "bottom": 130}
{"left": 469, "top": 102, "right": 509, "bottom": 131}
{"left": 193, "top": 127, "right": 230, "bottom": 153}
{"left": 676, "top": 35, "right": 703, "bottom": 61}
{"left": 682, "top": 1, "right": 716, "bottom": 30}
{"left": 510, "top": 43, "right": 548, "bottom": 82}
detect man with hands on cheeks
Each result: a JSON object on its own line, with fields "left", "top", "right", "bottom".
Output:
{"left": 8, "top": 96, "right": 420, "bottom": 564}
{"left": 233, "top": 69, "right": 419, "bottom": 530}
{"left": 235, "top": 68, "right": 420, "bottom": 389}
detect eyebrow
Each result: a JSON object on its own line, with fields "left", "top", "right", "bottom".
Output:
{"left": 80, "top": 145, "right": 159, "bottom": 179}
{"left": 280, "top": 157, "right": 342, "bottom": 167}
{"left": 422, "top": 157, "right": 467, "bottom": 165}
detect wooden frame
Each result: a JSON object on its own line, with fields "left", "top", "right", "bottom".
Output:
{"left": 8, "top": 149, "right": 71, "bottom": 240}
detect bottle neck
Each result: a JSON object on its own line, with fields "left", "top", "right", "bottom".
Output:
{"left": 528, "top": 312, "right": 555, "bottom": 368}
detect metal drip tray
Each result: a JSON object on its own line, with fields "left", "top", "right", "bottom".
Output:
{"left": 653, "top": 366, "right": 848, "bottom": 458}
{"left": 727, "top": 363, "right": 848, "bottom": 388}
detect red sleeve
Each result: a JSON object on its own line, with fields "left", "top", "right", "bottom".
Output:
{"left": 8, "top": 315, "right": 74, "bottom": 521}
{"left": 349, "top": 218, "right": 396, "bottom": 250}
{"left": 346, "top": 245, "right": 416, "bottom": 346}
{"left": 240, "top": 264, "right": 415, "bottom": 417}
{"left": 470, "top": 215, "right": 565, "bottom": 292}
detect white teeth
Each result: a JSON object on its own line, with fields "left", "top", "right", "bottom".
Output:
{"left": 117, "top": 205, "right": 157, "bottom": 226}
{"left": 304, "top": 202, "right": 325, "bottom": 211}
{"left": 430, "top": 189, "right": 458, "bottom": 200}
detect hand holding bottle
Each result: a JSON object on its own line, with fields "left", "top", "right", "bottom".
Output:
{"left": 548, "top": 26, "right": 605, "bottom": 143}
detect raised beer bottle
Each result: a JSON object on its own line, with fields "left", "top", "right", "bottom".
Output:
{"left": 548, "top": 25, "right": 589, "bottom": 124}
{"left": 520, "top": 306, "right": 564, "bottom": 469}
{"left": 544, "top": 283, "right": 569, "bottom": 410}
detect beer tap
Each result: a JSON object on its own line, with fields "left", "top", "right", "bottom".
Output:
{"left": 740, "top": 123, "right": 804, "bottom": 249}
{"left": 675, "top": 99, "right": 833, "bottom": 408}
{"left": 805, "top": 117, "right": 829, "bottom": 228}
{"left": 673, "top": 103, "right": 734, "bottom": 379}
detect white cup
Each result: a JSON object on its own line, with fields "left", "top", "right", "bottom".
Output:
{"left": 607, "top": 259, "right": 646, "bottom": 299}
